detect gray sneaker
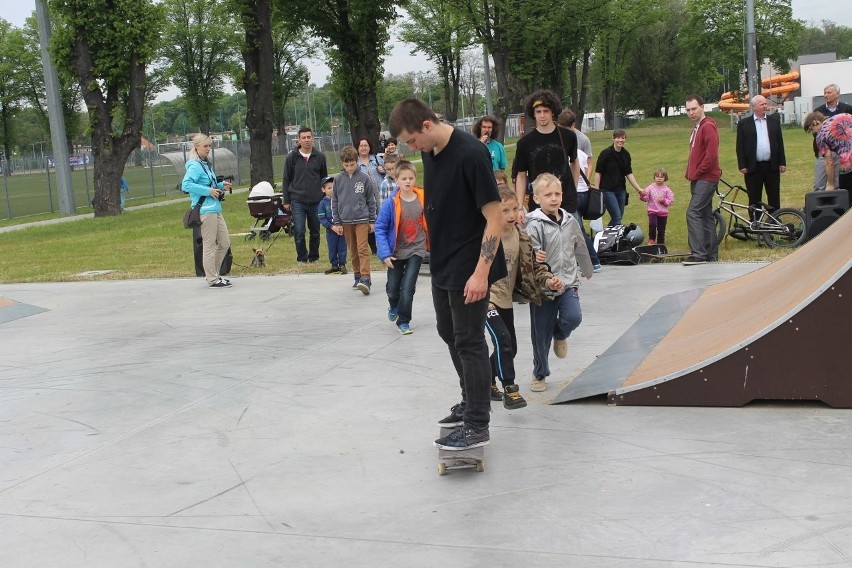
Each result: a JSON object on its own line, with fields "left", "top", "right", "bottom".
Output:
{"left": 437, "top": 403, "right": 464, "bottom": 428}
{"left": 434, "top": 425, "right": 490, "bottom": 450}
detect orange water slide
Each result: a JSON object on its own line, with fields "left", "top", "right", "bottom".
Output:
{"left": 718, "top": 71, "right": 800, "bottom": 113}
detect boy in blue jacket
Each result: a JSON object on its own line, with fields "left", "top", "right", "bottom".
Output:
{"left": 318, "top": 175, "right": 347, "bottom": 274}
{"left": 374, "top": 161, "right": 428, "bottom": 334}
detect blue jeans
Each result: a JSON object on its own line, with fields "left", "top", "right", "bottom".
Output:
{"left": 432, "top": 284, "right": 491, "bottom": 430}
{"left": 573, "top": 193, "right": 601, "bottom": 265}
{"left": 326, "top": 228, "right": 347, "bottom": 266}
{"left": 603, "top": 190, "right": 626, "bottom": 226}
{"left": 386, "top": 255, "right": 422, "bottom": 325}
{"left": 529, "top": 288, "right": 582, "bottom": 379}
{"left": 291, "top": 199, "right": 320, "bottom": 262}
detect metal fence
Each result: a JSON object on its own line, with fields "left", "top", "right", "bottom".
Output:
{"left": 1, "top": 129, "right": 362, "bottom": 220}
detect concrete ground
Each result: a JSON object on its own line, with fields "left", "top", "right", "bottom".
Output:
{"left": 2, "top": 262, "right": 851, "bottom": 567}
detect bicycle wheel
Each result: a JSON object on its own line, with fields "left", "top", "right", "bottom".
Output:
{"left": 761, "top": 208, "right": 807, "bottom": 248}
{"left": 714, "top": 211, "right": 727, "bottom": 245}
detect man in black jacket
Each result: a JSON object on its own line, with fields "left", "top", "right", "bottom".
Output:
{"left": 282, "top": 127, "right": 328, "bottom": 263}
{"left": 736, "top": 95, "right": 786, "bottom": 213}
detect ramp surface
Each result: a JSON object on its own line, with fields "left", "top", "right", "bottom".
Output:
{"left": 0, "top": 296, "right": 47, "bottom": 324}
{"left": 554, "top": 210, "right": 851, "bottom": 407}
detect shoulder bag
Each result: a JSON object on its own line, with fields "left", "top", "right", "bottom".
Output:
{"left": 579, "top": 171, "right": 604, "bottom": 221}
{"left": 557, "top": 126, "right": 604, "bottom": 221}
{"left": 183, "top": 196, "right": 206, "bottom": 229}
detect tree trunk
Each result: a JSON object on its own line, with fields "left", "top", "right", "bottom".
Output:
{"left": 238, "top": 0, "right": 275, "bottom": 187}
{"left": 71, "top": 40, "right": 144, "bottom": 217}
{"left": 439, "top": 56, "right": 456, "bottom": 121}
{"left": 450, "top": 52, "right": 462, "bottom": 120}
{"left": 1, "top": 102, "right": 12, "bottom": 168}
{"left": 568, "top": 48, "right": 591, "bottom": 129}
{"left": 344, "top": 89, "right": 381, "bottom": 148}
{"left": 492, "top": 49, "right": 511, "bottom": 129}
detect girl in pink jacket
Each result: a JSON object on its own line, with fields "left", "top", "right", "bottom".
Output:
{"left": 639, "top": 168, "right": 675, "bottom": 245}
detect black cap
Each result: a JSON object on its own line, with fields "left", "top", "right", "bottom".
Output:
{"left": 321, "top": 175, "right": 335, "bottom": 186}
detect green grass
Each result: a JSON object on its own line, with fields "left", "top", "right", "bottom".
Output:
{"left": 0, "top": 114, "right": 816, "bottom": 283}
{"left": 0, "top": 196, "right": 319, "bottom": 283}
{"left": 505, "top": 112, "right": 814, "bottom": 263}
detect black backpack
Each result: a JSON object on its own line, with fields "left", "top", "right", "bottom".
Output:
{"left": 593, "top": 223, "right": 643, "bottom": 265}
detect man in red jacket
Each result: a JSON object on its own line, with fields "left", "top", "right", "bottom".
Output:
{"left": 684, "top": 95, "right": 722, "bottom": 265}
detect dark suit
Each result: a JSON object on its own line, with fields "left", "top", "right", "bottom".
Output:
{"left": 736, "top": 113, "right": 786, "bottom": 211}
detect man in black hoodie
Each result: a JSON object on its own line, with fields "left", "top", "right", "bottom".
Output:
{"left": 283, "top": 127, "right": 328, "bottom": 263}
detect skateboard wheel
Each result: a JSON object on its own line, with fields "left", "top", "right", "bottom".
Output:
{"left": 476, "top": 462, "right": 484, "bottom": 472}
{"left": 438, "top": 463, "right": 447, "bottom": 476}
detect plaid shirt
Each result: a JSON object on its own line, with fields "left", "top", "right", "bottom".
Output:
{"left": 379, "top": 177, "right": 398, "bottom": 210}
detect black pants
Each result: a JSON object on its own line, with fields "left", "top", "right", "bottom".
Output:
{"left": 432, "top": 284, "right": 491, "bottom": 430}
{"left": 745, "top": 161, "right": 781, "bottom": 212}
{"left": 486, "top": 306, "right": 517, "bottom": 386}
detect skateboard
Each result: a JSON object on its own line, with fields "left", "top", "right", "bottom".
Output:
{"left": 634, "top": 244, "right": 690, "bottom": 263}
{"left": 436, "top": 427, "right": 485, "bottom": 475}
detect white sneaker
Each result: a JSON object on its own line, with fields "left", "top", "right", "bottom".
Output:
{"left": 530, "top": 376, "right": 547, "bottom": 392}
{"left": 553, "top": 338, "right": 568, "bottom": 359}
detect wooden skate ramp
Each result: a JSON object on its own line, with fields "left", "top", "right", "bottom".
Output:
{"left": 553, "top": 210, "right": 851, "bottom": 407}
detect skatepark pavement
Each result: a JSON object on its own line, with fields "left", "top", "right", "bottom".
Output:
{"left": 2, "top": 263, "right": 852, "bottom": 567}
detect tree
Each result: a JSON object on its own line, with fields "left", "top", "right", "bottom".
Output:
{"left": 619, "top": 0, "right": 690, "bottom": 118}
{"left": 797, "top": 20, "right": 852, "bottom": 59}
{"left": 400, "top": 0, "right": 475, "bottom": 122}
{"left": 682, "top": 0, "right": 803, "bottom": 99}
{"left": 228, "top": 0, "right": 275, "bottom": 187}
{"left": 17, "top": 15, "right": 82, "bottom": 153}
{"left": 276, "top": 0, "right": 396, "bottom": 148}
{"left": 504, "top": 0, "right": 603, "bottom": 126}
{"left": 160, "top": 0, "right": 240, "bottom": 134}
{"left": 50, "top": 0, "right": 165, "bottom": 216}
{"left": 593, "top": 0, "right": 662, "bottom": 128}
{"left": 457, "top": 0, "right": 527, "bottom": 135}
{"left": 459, "top": 50, "right": 484, "bottom": 118}
{"left": 269, "top": 16, "right": 314, "bottom": 154}
{"left": 0, "top": 20, "right": 26, "bottom": 167}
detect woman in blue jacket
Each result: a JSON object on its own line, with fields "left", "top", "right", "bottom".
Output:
{"left": 182, "top": 134, "right": 233, "bottom": 288}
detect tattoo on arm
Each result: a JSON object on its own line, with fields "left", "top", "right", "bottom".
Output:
{"left": 480, "top": 235, "right": 498, "bottom": 264}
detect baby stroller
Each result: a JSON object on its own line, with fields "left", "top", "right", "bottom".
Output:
{"left": 245, "top": 181, "right": 292, "bottom": 241}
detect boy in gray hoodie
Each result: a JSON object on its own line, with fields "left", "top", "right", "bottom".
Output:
{"left": 332, "top": 145, "right": 377, "bottom": 294}
{"left": 524, "top": 173, "right": 594, "bottom": 392}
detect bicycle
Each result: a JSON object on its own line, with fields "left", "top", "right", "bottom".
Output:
{"left": 712, "top": 179, "right": 807, "bottom": 248}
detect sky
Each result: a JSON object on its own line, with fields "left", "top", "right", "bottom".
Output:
{"left": 2, "top": 0, "right": 850, "bottom": 99}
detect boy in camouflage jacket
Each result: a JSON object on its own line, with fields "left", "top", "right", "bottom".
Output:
{"left": 486, "top": 184, "right": 561, "bottom": 409}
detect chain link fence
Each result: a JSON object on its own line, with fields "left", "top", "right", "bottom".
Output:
{"left": 1, "top": 129, "right": 363, "bottom": 221}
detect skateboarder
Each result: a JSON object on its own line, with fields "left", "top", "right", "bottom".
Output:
{"left": 389, "top": 98, "right": 506, "bottom": 451}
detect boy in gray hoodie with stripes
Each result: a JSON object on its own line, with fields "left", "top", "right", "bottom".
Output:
{"left": 332, "top": 145, "right": 377, "bottom": 294}
{"left": 524, "top": 173, "right": 594, "bottom": 392}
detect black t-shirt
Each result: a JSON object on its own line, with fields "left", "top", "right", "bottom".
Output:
{"left": 514, "top": 126, "right": 578, "bottom": 212}
{"left": 595, "top": 145, "right": 633, "bottom": 192}
{"left": 422, "top": 129, "right": 507, "bottom": 290}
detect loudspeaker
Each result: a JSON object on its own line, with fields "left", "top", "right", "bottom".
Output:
{"left": 192, "top": 225, "right": 232, "bottom": 277}
{"left": 805, "top": 190, "right": 849, "bottom": 241}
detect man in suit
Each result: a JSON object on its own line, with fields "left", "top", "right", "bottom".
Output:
{"left": 736, "top": 95, "right": 786, "bottom": 213}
